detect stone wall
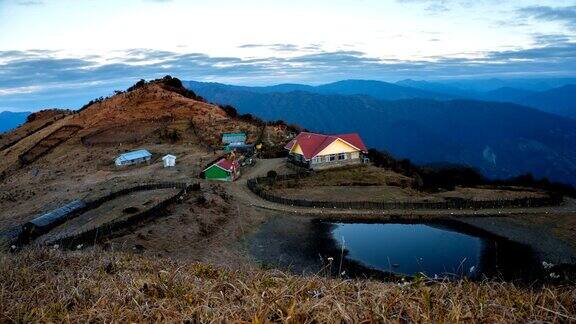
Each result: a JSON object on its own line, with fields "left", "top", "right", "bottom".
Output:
{"left": 311, "top": 158, "right": 362, "bottom": 170}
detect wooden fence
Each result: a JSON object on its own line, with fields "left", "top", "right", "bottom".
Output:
{"left": 16, "top": 182, "right": 191, "bottom": 246}
{"left": 247, "top": 175, "right": 563, "bottom": 210}
{"left": 43, "top": 183, "right": 194, "bottom": 248}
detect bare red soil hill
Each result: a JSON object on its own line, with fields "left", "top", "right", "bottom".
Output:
{"left": 0, "top": 77, "right": 291, "bottom": 234}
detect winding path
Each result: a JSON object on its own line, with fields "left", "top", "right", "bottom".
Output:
{"left": 227, "top": 158, "right": 576, "bottom": 219}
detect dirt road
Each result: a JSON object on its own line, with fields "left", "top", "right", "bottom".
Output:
{"left": 228, "top": 158, "right": 576, "bottom": 219}
{"left": 230, "top": 158, "right": 576, "bottom": 263}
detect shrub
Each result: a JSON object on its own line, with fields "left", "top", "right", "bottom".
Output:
{"left": 127, "top": 79, "right": 146, "bottom": 92}
{"left": 160, "top": 75, "right": 183, "bottom": 88}
{"left": 159, "top": 128, "right": 182, "bottom": 143}
{"left": 78, "top": 96, "right": 106, "bottom": 112}
{"left": 238, "top": 113, "right": 264, "bottom": 125}
{"left": 267, "top": 170, "right": 278, "bottom": 185}
{"left": 368, "top": 148, "right": 576, "bottom": 196}
{"left": 221, "top": 105, "right": 238, "bottom": 118}
{"left": 196, "top": 195, "right": 207, "bottom": 205}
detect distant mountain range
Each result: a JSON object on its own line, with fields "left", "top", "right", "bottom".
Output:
{"left": 188, "top": 79, "right": 576, "bottom": 119}
{"left": 0, "top": 111, "right": 30, "bottom": 133}
{"left": 184, "top": 80, "right": 576, "bottom": 185}
{"left": 398, "top": 80, "right": 576, "bottom": 120}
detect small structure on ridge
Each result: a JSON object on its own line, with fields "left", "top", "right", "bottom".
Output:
{"left": 222, "top": 132, "right": 246, "bottom": 145}
{"left": 162, "top": 154, "right": 176, "bottom": 168}
{"left": 114, "top": 149, "right": 152, "bottom": 166}
{"left": 203, "top": 158, "right": 240, "bottom": 181}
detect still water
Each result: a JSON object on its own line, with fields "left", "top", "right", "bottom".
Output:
{"left": 332, "top": 223, "right": 482, "bottom": 277}
{"left": 248, "top": 217, "right": 544, "bottom": 281}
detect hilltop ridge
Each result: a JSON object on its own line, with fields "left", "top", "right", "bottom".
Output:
{"left": 0, "top": 76, "right": 292, "bottom": 232}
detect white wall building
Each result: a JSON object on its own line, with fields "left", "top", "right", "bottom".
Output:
{"left": 162, "top": 154, "right": 176, "bottom": 167}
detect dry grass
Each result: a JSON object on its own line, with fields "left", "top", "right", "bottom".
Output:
{"left": 268, "top": 166, "right": 547, "bottom": 204}
{"left": 271, "top": 166, "right": 414, "bottom": 189}
{"left": 2, "top": 248, "right": 576, "bottom": 323}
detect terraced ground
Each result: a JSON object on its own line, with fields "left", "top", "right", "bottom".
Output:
{"left": 0, "top": 110, "right": 69, "bottom": 152}
{"left": 19, "top": 125, "right": 82, "bottom": 164}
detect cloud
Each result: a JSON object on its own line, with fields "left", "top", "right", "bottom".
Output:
{"left": 532, "top": 34, "right": 573, "bottom": 46}
{"left": 396, "top": 0, "right": 488, "bottom": 13}
{"left": 396, "top": 0, "right": 450, "bottom": 13}
{"left": 238, "top": 43, "right": 305, "bottom": 52}
{"left": 1, "top": 44, "right": 576, "bottom": 111}
{"left": 15, "top": 0, "right": 44, "bottom": 6}
{"left": 517, "top": 5, "right": 576, "bottom": 29}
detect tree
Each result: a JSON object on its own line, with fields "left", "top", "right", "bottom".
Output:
{"left": 267, "top": 170, "right": 278, "bottom": 185}
{"left": 221, "top": 105, "right": 238, "bottom": 118}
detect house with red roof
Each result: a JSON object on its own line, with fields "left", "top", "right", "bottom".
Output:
{"left": 284, "top": 131, "right": 368, "bottom": 170}
{"left": 203, "top": 158, "right": 240, "bottom": 181}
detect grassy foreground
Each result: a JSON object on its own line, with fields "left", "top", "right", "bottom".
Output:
{"left": 2, "top": 249, "right": 576, "bottom": 323}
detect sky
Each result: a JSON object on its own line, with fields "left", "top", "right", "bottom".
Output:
{"left": 1, "top": 0, "right": 576, "bottom": 111}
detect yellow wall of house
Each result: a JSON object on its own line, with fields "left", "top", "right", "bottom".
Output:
{"left": 316, "top": 139, "right": 358, "bottom": 156}
{"left": 291, "top": 143, "right": 304, "bottom": 155}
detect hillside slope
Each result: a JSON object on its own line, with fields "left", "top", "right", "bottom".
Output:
{"left": 517, "top": 85, "right": 576, "bottom": 119}
{"left": 0, "top": 77, "right": 290, "bottom": 231}
{"left": 185, "top": 81, "right": 576, "bottom": 185}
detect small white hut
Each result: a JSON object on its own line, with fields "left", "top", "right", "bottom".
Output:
{"left": 162, "top": 154, "right": 176, "bottom": 167}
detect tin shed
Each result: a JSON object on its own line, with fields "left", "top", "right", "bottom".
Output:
{"left": 114, "top": 149, "right": 152, "bottom": 166}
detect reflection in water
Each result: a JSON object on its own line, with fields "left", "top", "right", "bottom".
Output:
{"left": 332, "top": 223, "right": 481, "bottom": 277}
{"left": 329, "top": 221, "right": 542, "bottom": 280}
{"left": 247, "top": 216, "right": 544, "bottom": 281}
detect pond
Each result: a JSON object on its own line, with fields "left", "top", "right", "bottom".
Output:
{"left": 248, "top": 216, "right": 545, "bottom": 281}
{"left": 332, "top": 222, "right": 482, "bottom": 277}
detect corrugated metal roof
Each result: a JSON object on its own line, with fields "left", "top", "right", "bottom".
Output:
{"left": 116, "top": 149, "right": 152, "bottom": 162}
{"left": 29, "top": 200, "right": 86, "bottom": 227}
{"left": 216, "top": 158, "right": 239, "bottom": 171}
{"left": 222, "top": 133, "right": 246, "bottom": 144}
{"left": 203, "top": 158, "right": 239, "bottom": 172}
{"left": 223, "top": 132, "right": 246, "bottom": 137}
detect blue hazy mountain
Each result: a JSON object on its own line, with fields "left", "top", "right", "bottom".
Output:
{"left": 396, "top": 79, "right": 576, "bottom": 119}
{"left": 406, "top": 78, "right": 576, "bottom": 92}
{"left": 186, "top": 79, "right": 455, "bottom": 101}
{"left": 0, "top": 111, "right": 31, "bottom": 133}
{"left": 516, "top": 85, "right": 576, "bottom": 119}
{"left": 481, "top": 87, "right": 537, "bottom": 102}
{"left": 185, "top": 80, "right": 576, "bottom": 185}
{"left": 189, "top": 79, "right": 576, "bottom": 119}
{"left": 395, "top": 79, "right": 474, "bottom": 98}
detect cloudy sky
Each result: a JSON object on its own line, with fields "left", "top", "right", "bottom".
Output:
{"left": 1, "top": 0, "right": 576, "bottom": 111}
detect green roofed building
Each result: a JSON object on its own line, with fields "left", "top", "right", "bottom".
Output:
{"left": 203, "top": 158, "right": 240, "bottom": 181}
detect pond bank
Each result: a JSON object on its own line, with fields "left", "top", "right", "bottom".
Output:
{"left": 457, "top": 217, "right": 576, "bottom": 265}
{"left": 246, "top": 213, "right": 576, "bottom": 282}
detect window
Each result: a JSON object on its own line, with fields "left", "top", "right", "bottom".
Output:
{"left": 328, "top": 154, "right": 336, "bottom": 162}
{"left": 338, "top": 153, "right": 347, "bottom": 160}
{"left": 313, "top": 156, "right": 323, "bottom": 164}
